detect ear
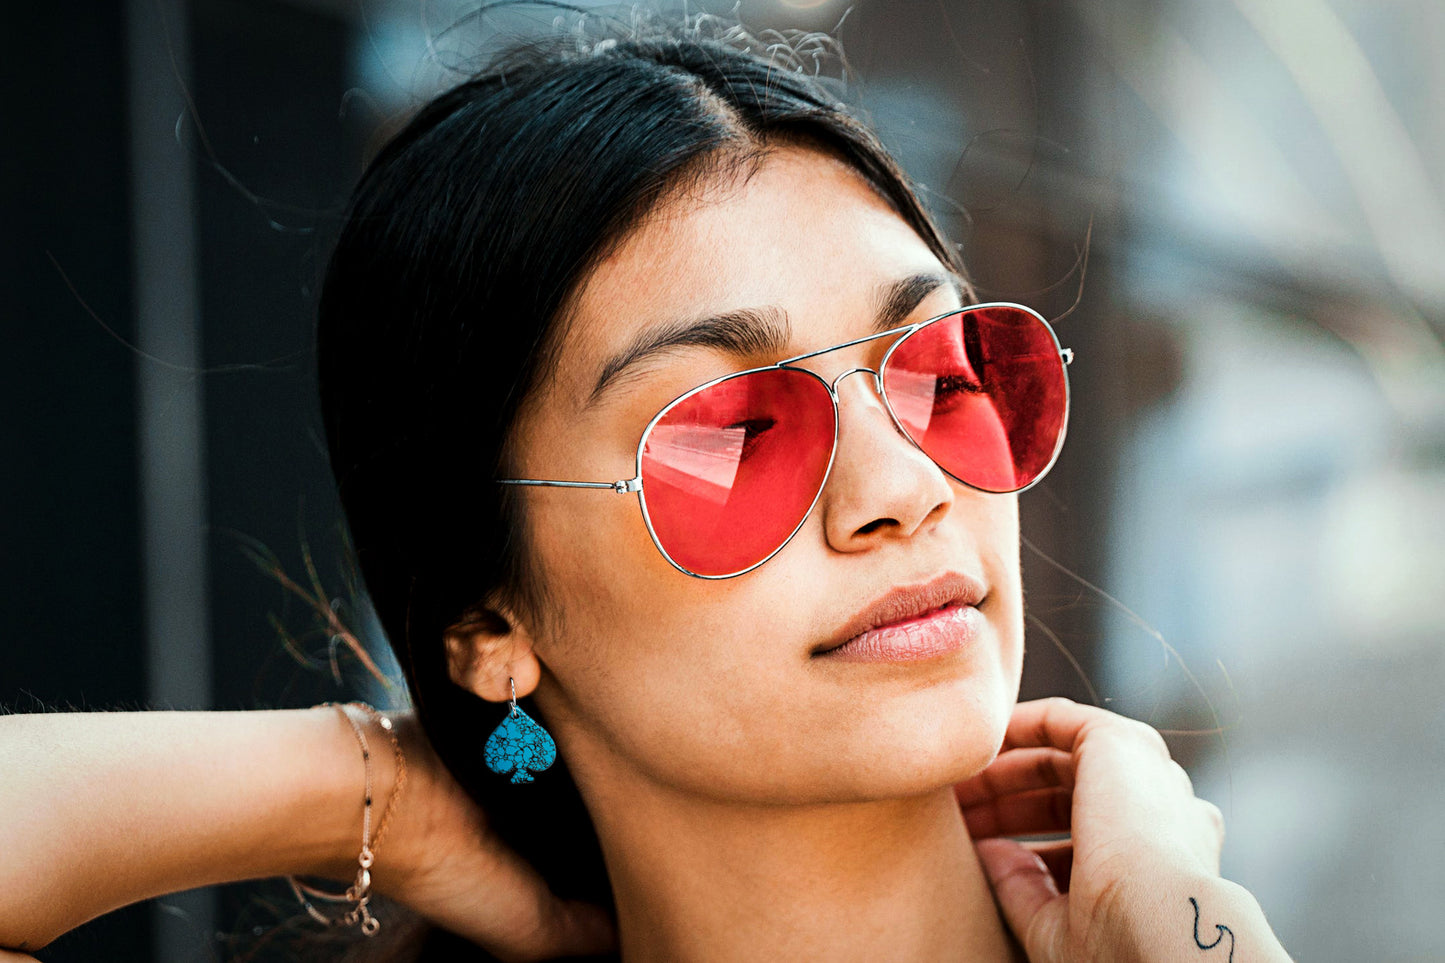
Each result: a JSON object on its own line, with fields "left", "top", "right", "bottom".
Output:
{"left": 443, "top": 595, "right": 542, "bottom": 703}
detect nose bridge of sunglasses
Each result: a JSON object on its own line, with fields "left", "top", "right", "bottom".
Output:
{"left": 829, "top": 364, "right": 883, "bottom": 397}
{"left": 827, "top": 365, "right": 914, "bottom": 441}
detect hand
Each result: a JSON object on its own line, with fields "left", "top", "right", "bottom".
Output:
{"left": 373, "top": 713, "right": 615, "bottom": 963}
{"left": 956, "top": 698, "right": 1229, "bottom": 962}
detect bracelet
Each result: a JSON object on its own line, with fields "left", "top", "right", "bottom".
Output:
{"left": 285, "top": 701, "right": 408, "bottom": 937}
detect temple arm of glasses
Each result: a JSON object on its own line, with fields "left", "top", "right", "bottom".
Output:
{"left": 496, "top": 477, "right": 643, "bottom": 493}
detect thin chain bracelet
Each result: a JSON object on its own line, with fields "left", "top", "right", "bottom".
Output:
{"left": 286, "top": 701, "right": 408, "bottom": 937}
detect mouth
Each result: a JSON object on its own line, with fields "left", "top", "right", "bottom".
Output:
{"left": 811, "top": 571, "right": 987, "bottom": 662}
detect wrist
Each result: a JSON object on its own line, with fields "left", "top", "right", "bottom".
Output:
{"left": 292, "top": 704, "right": 403, "bottom": 884}
{"left": 365, "top": 710, "right": 432, "bottom": 894}
{"left": 1103, "top": 872, "right": 1290, "bottom": 963}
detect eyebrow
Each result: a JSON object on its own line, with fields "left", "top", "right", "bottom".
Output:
{"left": 586, "top": 270, "right": 968, "bottom": 409}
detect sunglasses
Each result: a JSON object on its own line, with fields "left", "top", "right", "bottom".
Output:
{"left": 496, "top": 302, "right": 1072, "bottom": 579}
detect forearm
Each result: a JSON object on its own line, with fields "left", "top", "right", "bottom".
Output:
{"left": 1108, "top": 872, "right": 1293, "bottom": 963}
{"left": 0, "top": 707, "right": 387, "bottom": 950}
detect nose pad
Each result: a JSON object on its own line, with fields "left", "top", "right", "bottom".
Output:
{"left": 829, "top": 366, "right": 896, "bottom": 429}
{"left": 832, "top": 364, "right": 872, "bottom": 393}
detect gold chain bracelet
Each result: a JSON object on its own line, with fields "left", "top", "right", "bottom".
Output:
{"left": 285, "top": 701, "right": 408, "bottom": 936}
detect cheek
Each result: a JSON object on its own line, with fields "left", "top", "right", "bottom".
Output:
{"left": 524, "top": 490, "right": 753, "bottom": 711}
{"left": 535, "top": 568, "right": 804, "bottom": 804}
{"left": 527, "top": 489, "right": 1025, "bottom": 805}
{"left": 524, "top": 506, "right": 819, "bottom": 796}
{"left": 525, "top": 484, "right": 661, "bottom": 576}
{"left": 985, "top": 497, "right": 1025, "bottom": 675}
{"left": 976, "top": 498, "right": 1025, "bottom": 720}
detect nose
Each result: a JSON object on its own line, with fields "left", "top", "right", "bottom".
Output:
{"left": 820, "top": 367, "right": 955, "bottom": 553}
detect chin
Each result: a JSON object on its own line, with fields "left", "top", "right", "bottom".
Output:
{"left": 885, "top": 699, "right": 1010, "bottom": 794}
{"left": 798, "top": 671, "right": 1017, "bottom": 803}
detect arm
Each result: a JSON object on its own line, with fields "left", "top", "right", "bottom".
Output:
{"left": 958, "top": 698, "right": 1293, "bottom": 962}
{"left": 0, "top": 707, "right": 372, "bottom": 950}
{"left": 0, "top": 708, "right": 613, "bottom": 960}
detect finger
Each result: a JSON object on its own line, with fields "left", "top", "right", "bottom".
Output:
{"left": 955, "top": 747, "right": 1075, "bottom": 807}
{"left": 1001, "top": 697, "right": 1122, "bottom": 752}
{"left": 0, "top": 953, "right": 41, "bottom": 963}
{"left": 444, "top": 886, "right": 616, "bottom": 961}
{"left": 975, "top": 838, "right": 1067, "bottom": 963}
{"left": 446, "top": 855, "right": 617, "bottom": 961}
{"left": 1021, "top": 839, "right": 1073, "bottom": 894}
{"left": 1199, "top": 798, "right": 1225, "bottom": 840}
{"left": 1003, "top": 699, "right": 1176, "bottom": 785}
{"left": 962, "top": 786, "right": 1072, "bottom": 838}
{"left": 1197, "top": 798, "right": 1226, "bottom": 875}
{"left": 397, "top": 818, "right": 616, "bottom": 961}
{"left": 533, "top": 898, "right": 618, "bottom": 961}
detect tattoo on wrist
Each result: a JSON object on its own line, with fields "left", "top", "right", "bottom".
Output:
{"left": 1189, "top": 896, "right": 1236, "bottom": 962}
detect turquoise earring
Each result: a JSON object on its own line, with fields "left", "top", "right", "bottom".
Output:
{"left": 483, "top": 677, "right": 557, "bottom": 784}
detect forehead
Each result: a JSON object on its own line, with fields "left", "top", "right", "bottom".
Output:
{"left": 550, "top": 145, "right": 949, "bottom": 408}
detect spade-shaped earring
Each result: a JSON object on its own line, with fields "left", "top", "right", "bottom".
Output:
{"left": 483, "top": 677, "right": 557, "bottom": 784}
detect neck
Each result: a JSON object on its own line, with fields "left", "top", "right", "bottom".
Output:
{"left": 584, "top": 775, "right": 1022, "bottom": 962}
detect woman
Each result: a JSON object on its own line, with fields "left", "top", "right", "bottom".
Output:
{"left": 0, "top": 17, "right": 1291, "bottom": 963}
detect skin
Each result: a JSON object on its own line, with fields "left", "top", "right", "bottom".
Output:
{"left": 478, "top": 144, "right": 1023, "bottom": 800}
{"left": 439, "top": 142, "right": 1291, "bottom": 961}
{"left": 0, "top": 142, "right": 1291, "bottom": 963}
{"left": 449, "top": 142, "right": 1025, "bottom": 960}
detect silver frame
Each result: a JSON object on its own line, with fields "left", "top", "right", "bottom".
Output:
{"left": 497, "top": 301, "right": 1074, "bottom": 579}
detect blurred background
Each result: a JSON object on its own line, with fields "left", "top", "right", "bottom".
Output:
{"left": 4, "top": 0, "right": 1441, "bottom": 959}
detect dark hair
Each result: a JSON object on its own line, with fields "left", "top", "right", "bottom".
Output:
{"left": 315, "top": 11, "right": 971, "bottom": 959}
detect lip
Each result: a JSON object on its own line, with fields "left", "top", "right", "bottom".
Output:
{"left": 812, "top": 571, "right": 987, "bottom": 663}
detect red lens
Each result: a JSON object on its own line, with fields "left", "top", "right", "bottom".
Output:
{"left": 881, "top": 305, "right": 1067, "bottom": 492}
{"left": 639, "top": 368, "right": 835, "bottom": 576}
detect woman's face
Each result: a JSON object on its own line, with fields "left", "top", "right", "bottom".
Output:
{"left": 502, "top": 144, "right": 1024, "bottom": 804}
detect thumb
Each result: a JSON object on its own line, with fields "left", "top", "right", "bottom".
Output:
{"left": 975, "top": 838, "right": 1067, "bottom": 962}
{"left": 529, "top": 898, "right": 617, "bottom": 961}
{"left": 436, "top": 865, "right": 616, "bottom": 962}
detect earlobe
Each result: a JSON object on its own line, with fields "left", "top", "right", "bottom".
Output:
{"left": 443, "top": 604, "right": 542, "bottom": 703}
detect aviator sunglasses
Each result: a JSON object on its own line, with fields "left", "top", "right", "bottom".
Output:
{"left": 497, "top": 302, "right": 1073, "bottom": 579}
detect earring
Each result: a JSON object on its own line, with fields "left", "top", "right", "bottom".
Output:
{"left": 483, "top": 677, "right": 557, "bottom": 784}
